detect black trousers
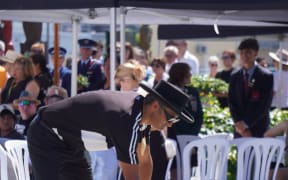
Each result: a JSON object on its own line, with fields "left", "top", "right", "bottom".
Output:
{"left": 27, "top": 118, "right": 92, "bottom": 180}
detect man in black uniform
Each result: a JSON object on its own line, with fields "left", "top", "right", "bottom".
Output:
{"left": 27, "top": 80, "right": 194, "bottom": 180}
{"left": 77, "top": 39, "right": 106, "bottom": 93}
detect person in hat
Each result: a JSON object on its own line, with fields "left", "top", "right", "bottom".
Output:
{"left": 77, "top": 38, "right": 106, "bottom": 93}
{"left": 14, "top": 90, "right": 40, "bottom": 136}
{"left": 27, "top": 80, "right": 194, "bottom": 180}
{"left": 269, "top": 49, "right": 288, "bottom": 110}
{"left": 48, "top": 47, "right": 71, "bottom": 96}
{"left": 228, "top": 38, "right": 273, "bottom": 138}
{"left": 0, "top": 50, "right": 23, "bottom": 89}
{"left": 0, "top": 104, "right": 24, "bottom": 139}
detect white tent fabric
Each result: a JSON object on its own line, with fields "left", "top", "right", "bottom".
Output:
{"left": 0, "top": 8, "right": 287, "bottom": 26}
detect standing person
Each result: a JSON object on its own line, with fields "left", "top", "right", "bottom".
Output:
{"left": 206, "top": 56, "right": 219, "bottom": 78}
{"left": 175, "top": 40, "right": 200, "bottom": 75}
{"left": 228, "top": 38, "right": 273, "bottom": 138}
{"left": 0, "top": 40, "right": 7, "bottom": 89}
{"left": 215, "top": 50, "right": 236, "bottom": 108}
{"left": 48, "top": 47, "right": 71, "bottom": 96}
{"left": 167, "top": 62, "right": 203, "bottom": 179}
{"left": 147, "top": 57, "right": 169, "bottom": 88}
{"left": 27, "top": 80, "right": 194, "bottom": 180}
{"left": 164, "top": 46, "right": 179, "bottom": 73}
{"left": 269, "top": 49, "right": 288, "bottom": 110}
{"left": 77, "top": 39, "right": 106, "bottom": 93}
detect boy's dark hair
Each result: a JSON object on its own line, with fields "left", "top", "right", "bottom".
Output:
{"left": 238, "top": 38, "right": 259, "bottom": 51}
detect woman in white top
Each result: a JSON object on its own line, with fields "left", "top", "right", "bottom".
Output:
{"left": 269, "top": 49, "right": 288, "bottom": 110}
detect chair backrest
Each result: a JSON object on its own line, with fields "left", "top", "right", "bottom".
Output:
{"left": 202, "top": 133, "right": 234, "bottom": 141}
{"left": 176, "top": 135, "right": 201, "bottom": 180}
{"left": 234, "top": 137, "right": 285, "bottom": 180}
{"left": 5, "top": 140, "right": 30, "bottom": 180}
{"left": 0, "top": 145, "right": 8, "bottom": 180}
{"left": 164, "top": 138, "right": 177, "bottom": 180}
{"left": 182, "top": 138, "right": 230, "bottom": 180}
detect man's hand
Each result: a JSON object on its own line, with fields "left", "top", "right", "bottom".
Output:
{"left": 235, "top": 121, "right": 247, "bottom": 133}
{"left": 240, "top": 129, "right": 252, "bottom": 137}
{"left": 137, "top": 138, "right": 152, "bottom": 180}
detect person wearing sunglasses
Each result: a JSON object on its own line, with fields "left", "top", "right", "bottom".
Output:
{"left": 215, "top": 50, "right": 236, "bottom": 108}
{"left": 44, "top": 85, "right": 68, "bottom": 105}
{"left": 27, "top": 80, "right": 194, "bottom": 180}
{"left": 13, "top": 90, "right": 40, "bottom": 136}
{"left": 147, "top": 57, "right": 169, "bottom": 88}
{"left": 206, "top": 55, "right": 219, "bottom": 78}
{"left": 167, "top": 63, "right": 203, "bottom": 179}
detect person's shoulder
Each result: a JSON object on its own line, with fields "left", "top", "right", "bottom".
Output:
{"left": 256, "top": 65, "right": 272, "bottom": 76}
{"left": 231, "top": 67, "right": 242, "bottom": 76}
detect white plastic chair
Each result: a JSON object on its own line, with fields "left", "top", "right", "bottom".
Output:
{"left": 164, "top": 138, "right": 177, "bottom": 180}
{"left": 5, "top": 140, "right": 30, "bottom": 180}
{"left": 0, "top": 145, "right": 8, "bottom": 180}
{"left": 182, "top": 138, "right": 230, "bottom": 180}
{"left": 176, "top": 135, "right": 201, "bottom": 180}
{"left": 233, "top": 137, "right": 285, "bottom": 180}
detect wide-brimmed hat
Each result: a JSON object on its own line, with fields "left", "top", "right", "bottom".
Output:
{"left": 269, "top": 49, "right": 288, "bottom": 65}
{"left": 139, "top": 80, "right": 194, "bottom": 124}
{"left": 0, "top": 50, "right": 22, "bottom": 63}
{"left": 13, "top": 90, "right": 40, "bottom": 106}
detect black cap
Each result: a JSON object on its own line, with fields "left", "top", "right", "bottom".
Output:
{"left": 78, "top": 39, "right": 97, "bottom": 49}
{"left": 140, "top": 80, "right": 194, "bottom": 124}
{"left": 48, "top": 47, "right": 67, "bottom": 58}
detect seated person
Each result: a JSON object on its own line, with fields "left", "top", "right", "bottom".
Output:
{"left": 264, "top": 121, "right": 288, "bottom": 180}
{"left": 13, "top": 90, "right": 40, "bottom": 136}
{"left": 44, "top": 85, "right": 68, "bottom": 105}
{"left": 0, "top": 104, "right": 24, "bottom": 139}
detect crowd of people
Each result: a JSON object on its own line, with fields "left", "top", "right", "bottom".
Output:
{"left": 0, "top": 37, "right": 287, "bottom": 180}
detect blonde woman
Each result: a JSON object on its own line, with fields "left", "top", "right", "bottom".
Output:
{"left": 114, "top": 60, "right": 146, "bottom": 91}
{"left": 0, "top": 57, "right": 33, "bottom": 106}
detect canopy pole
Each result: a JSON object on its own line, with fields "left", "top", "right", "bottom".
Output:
{"left": 110, "top": 8, "right": 117, "bottom": 90}
{"left": 120, "top": 6, "right": 127, "bottom": 64}
{"left": 71, "top": 16, "right": 81, "bottom": 96}
{"left": 53, "top": 23, "right": 60, "bottom": 86}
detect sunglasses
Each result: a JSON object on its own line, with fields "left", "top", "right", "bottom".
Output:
{"left": 221, "top": 56, "right": 230, "bottom": 60}
{"left": 151, "top": 64, "right": 161, "bottom": 68}
{"left": 163, "top": 108, "right": 180, "bottom": 124}
{"left": 18, "top": 100, "right": 34, "bottom": 106}
{"left": 210, "top": 63, "right": 218, "bottom": 67}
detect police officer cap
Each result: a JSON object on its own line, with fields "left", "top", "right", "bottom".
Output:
{"left": 48, "top": 47, "right": 67, "bottom": 58}
{"left": 78, "top": 39, "right": 97, "bottom": 49}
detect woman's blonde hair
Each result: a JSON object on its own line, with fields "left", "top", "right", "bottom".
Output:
{"left": 114, "top": 59, "right": 145, "bottom": 84}
{"left": 14, "top": 57, "right": 33, "bottom": 79}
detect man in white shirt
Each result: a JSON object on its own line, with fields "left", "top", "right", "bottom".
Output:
{"left": 175, "top": 40, "right": 199, "bottom": 75}
{"left": 163, "top": 46, "right": 179, "bottom": 73}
